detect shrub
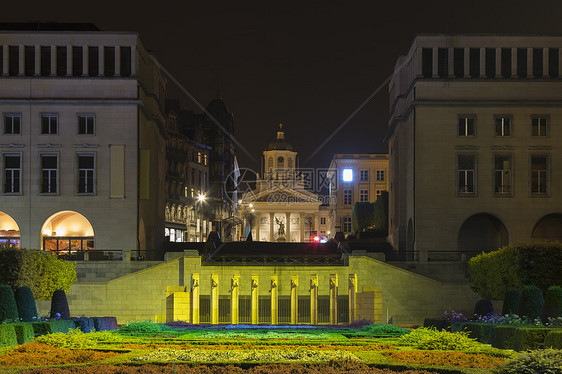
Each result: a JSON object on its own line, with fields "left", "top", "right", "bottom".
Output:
{"left": 518, "top": 285, "right": 544, "bottom": 319}
{"left": 493, "top": 325, "right": 517, "bottom": 350}
{"left": 468, "top": 246, "right": 520, "bottom": 300}
{"left": 31, "top": 320, "right": 76, "bottom": 336}
{"left": 0, "top": 324, "right": 17, "bottom": 347}
{"left": 11, "top": 322, "right": 35, "bottom": 344}
{"left": 396, "top": 327, "right": 482, "bottom": 351}
{"left": 474, "top": 299, "right": 494, "bottom": 316}
{"left": 50, "top": 289, "right": 70, "bottom": 319}
{"left": 462, "top": 322, "right": 495, "bottom": 344}
{"left": 517, "top": 241, "right": 562, "bottom": 294}
{"left": 15, "top": 286, "right": 38, "bottom": 322}
{"left": 118, "top": 321, "right": 172, "bottom": 334}
{"left": 544, "top": 330, "right": 562, "bottom": 349}
{"left": 73, "top": 317, "right": 95, "bottom": 333}
{"left": 542, "top": 285, "right": 562, "bottom": 321}
{"left": 496, "top": 348, "right": 562, "bottom": 374}
{"left": 502, "top": 289, "right": 520, "bottom": 315}
{"left": 0, "top": 247, "right": 76, "bottom": 300}
{"left": 0, "top": 284, "right": 19, "bottom": 323}
{"left": 512, "top": 328, "right": 551, "bottom": 351}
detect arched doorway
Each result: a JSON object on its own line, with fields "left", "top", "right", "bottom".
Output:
{"left": 532, "top": 214, "right": 562, "bottom": 241}
{"left": 458, "top": 213, "right": 509, "bottom": 253}
{"left": 41, "top": 211, "right": 94, "bottom": 253}
{"left": 0, "top": 212, "right": 21, "bottom": 248}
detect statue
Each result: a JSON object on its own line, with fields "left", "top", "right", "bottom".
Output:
{"left": 275, "top": 217, "right": 285, "bottom": 238}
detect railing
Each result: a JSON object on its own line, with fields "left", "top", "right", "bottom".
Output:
{"left": 386, "top": 250, "right": 482, "bottom": 262}
{"left": 48, "top": 249, "right": 165, "bottom": 261}
{"left": 203, "top": 255, "right": 345, "bottom": 266}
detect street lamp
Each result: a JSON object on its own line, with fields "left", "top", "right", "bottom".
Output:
{"left": 197, "top": 194, "right": 206, "bottom": 241}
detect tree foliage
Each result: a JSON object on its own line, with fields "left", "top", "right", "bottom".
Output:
{"left": 351, "top": 202, "right": 375, "bottom": 233}
{"left": 0, "top": 247, "right": 76, "bottom": 300}
{"left": 373, "top": 191, "right": 388, "bottom": 232}
{"left": 468, "top": 241, "right": 562, "bottom": 300}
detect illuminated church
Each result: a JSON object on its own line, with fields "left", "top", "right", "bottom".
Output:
{"left": 239, "top": 125, "right": 325, "bottom": 242}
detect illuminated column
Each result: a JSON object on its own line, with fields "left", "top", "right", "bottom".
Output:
{"left": 310, "top": 274, "right": 318, "bottom": 325}
{"left": 329, "top": 274, "right": 338, "bottom": 325}
{"left": 447, "top": 47, "right": 454, "bottom": 78}
{"left": 251, "top": 275, "right": 259, "bottom": 324}
{"left": 269, "top": 212, "right": 275, "bottom": 242}
{"left": 300, "top": 213, "right": 305, "bottom": 242}
{"left": 130, "top": 45, "right": 137, "bottom": 76}
{"left": 211, "top": 274, "right": 219, "bottom": 324}
{"left": 462, "top": 47, "right": 469, "bottom": 78}
{"left": 231, "top": 274, "right": 240, "bottom": 324}
{"left": 416, "top": 47, "right": 423, "bottom": 77}
{"left": 348, "top": 274, "right": 358, "bottom": 323}
{"left": 191, "top": 273, "right": 200, "bottom": 324}
{"left": 2, "top": 45, "right": 7, "bottom": 75}
{"left": 290, "top": 275, "right": 298, "bottom": 324}
{"left": 313, "top": 213, "right": 319, "bottom": 236}
{"left": 255, "top": 213, "right": 261, "bottom": 241}
{"left": 270, "top": 275, "right": 278, "bottom": 325}
{"left": 285, "top": 213, "right": 291, "bottom": 242}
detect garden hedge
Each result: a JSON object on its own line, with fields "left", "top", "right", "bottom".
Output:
{"left": 542, "top": 285, "right": 562, "bottom": 321}
{"left": 73, "top": 317, "right": 95, "bottom": 333}
{"left": 544, "top": 330, "right": 562, "bottom": 349}
{"left": 92, "top": 317, "right": 119, "bottom": 331}
{"left": 518, "top": 285, "right": 544, "bottom": 319}
{"left": 512, "top": 327, "right": 551, "bottom": 351}
{"left": 462, "top": 322, "right": 495, "bottom": 344}
{"left": 15, "top": 286, "right": 38, "bottom": 322}
{"left": 501, "top": 289, "right": 520, "bottom": 315}
{"left": 31, "top": 320, "right": 77, "bottom": 336}
{"left": 0, "top": 324, "right": 18, "bottom": 347}
{"left": 11, "top": 323, "right": 35, "bottom": 344}
{"left": 491, "top": 325, "right": 517, "bottom": 350}
{"left": 0, "top": 284, "right": 19, "bottom": 323}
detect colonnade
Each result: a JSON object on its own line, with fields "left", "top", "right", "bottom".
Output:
{"left": 247, "top": 212, "right": 320, "bottom": 242}
{"left": 166, "top": 273, "right": 359, "bottom": 325}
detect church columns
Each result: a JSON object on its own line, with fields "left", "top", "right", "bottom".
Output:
{"left": 255, "top": 213, "right": 261, "bottom": 241}
{"left": 300, "top": 213, "right": 305, "bottom": 242}
{"left": 269, "top": 213, "right": 275, "bottom": 241}
{"left": 313, "top": 213, "right": 319, "bottom": 236}
{"left": 285, "top": 213, "right": 291, "bottom": 242}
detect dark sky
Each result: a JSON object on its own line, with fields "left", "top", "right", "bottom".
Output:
{"left": 3, "top": 0, "right": 562, "bottom": 171}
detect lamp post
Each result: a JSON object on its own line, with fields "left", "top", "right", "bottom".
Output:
{"left": 197, "top": 194, "right": 206, "bottom": 242}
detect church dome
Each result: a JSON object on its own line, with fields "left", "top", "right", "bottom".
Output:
{"left": 266, "top": 124, "right": 293, "bottom": 151}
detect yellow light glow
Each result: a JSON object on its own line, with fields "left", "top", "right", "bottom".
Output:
{"left": 43, "top": 229, "right": 52, "bottom": 236}
{"left": 198, "top": 194, "right": 206, "bottom": 202}
{"left": 327, "top": 231, "right": 331, "bottom": 235}
{"left": 251, "top": 209, "right": 255, "bottom": 212}
{"left": 56, "top": 227, "right": 66, "bottom": 236}
{"left": 249, "top": 203, "right": 253, "bottom": 208}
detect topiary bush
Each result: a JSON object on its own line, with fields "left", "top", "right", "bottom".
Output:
{"left": 50, "top": 289, "right": 70, "bottom": 319}
{"left": 544, "top": 330, "right": 562, "bottom": 349}
{"left": 518, "top": 285, "right": 544, "bottom": 319}
{"left": 542, "top": 285, "right": 562, "bottom": 322}
{"left": 502, "top": 289, "right": 520, "bottom": 315}
{"left": 0, "top": 284, "right": 19, "bottom": 323}
{"left": 496, "top": 348, "right": 562, "bottom": 374}
{"left": 15, "top": 286, "right": 38, "bottom": 322}
{"left": 0, "top": 247, "right": 76, "bottom": 300}
{"left": 474, "top": 299, "right": 494, "bottom": 316}
{"left": 0, "top": 324, "right": 17, "bottom": 347}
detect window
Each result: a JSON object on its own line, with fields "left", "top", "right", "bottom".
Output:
{"left": 77, "top": 114, "right": 95, "bottom": 135}
{"left": 469, "top": 48, "right": 480, "bottom": 78}
{"left": 485, "top": 48, "right": 496, "bottom": 78}
{"left": 77, "top": 154, "right": 95, "bottom": 194}
{"left": 320, "top": 217, "right": 326, "bottom": 225}
{"left": 3, "top": 154, "right": 21, "bottom": 194}
{"left": 454, "top": 48, "right": 464, "bottom": 78}
{"left": 342, "top": 168, "right": 353, "bottom": 182}
{"left": 3, "top": 114, "right": 21, "bottom": 135}
{"left": 494, "top": 155, "right": 512, "bottom": 196}
{"left": 495, "top": 116, "right": 512, "bottom": 137}
{"left": 360, "top": 169, "right": 368, "bottom": 181}
{"left": 531, "top": 116, "right": 548, "bottom": 137}
{"left": 41, "top": 114, "right": 57, "bottom": 135}
{"left": 457, "top": 154, "right": 476, "bottom": 195}
{"left": 343, "top": 189, "right": 352, "bottom": 205}
{"left": 376, "top": 170, "right": 385, "bottom": 181}
{"left": 376, "top": 190, "right": 382, "bottom": 198}
{"left": 197, "top": 152, "right": 202, "bottom": 163}
{"left": 40, "top": 154, "right": 58, "bottom": 194}
{"left": 458, "top": 116, "right": 475, "bottom": 136}
{"left": 360, "top": 189, "right": 368, "bottom": 202}
{"left": 531, "top": 155, "right": 548, "bottom": 195}
{"left": 421, "top": 48, "right": 433, "bottom": 78}
{"left": 343, "top": 216, "right": 352, "bottom": 233}
{"left": 204, "top": 154, "right": 207, "bottom": 165}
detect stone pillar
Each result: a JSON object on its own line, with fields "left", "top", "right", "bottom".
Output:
{"left": 559, "top": 49, "right": 562, "bottom": 78}
{"left": 310, "top": 274, "right": 318, "bottom": 325}
{"left": 511, "top": 47, "right": 517, "bottom": 78}
{"left": 270, "top": 275, "right": 278, "bottom": 325}
{"left": 191, "top": 273, "right": 200, "bottom": 324}
{"left": 329, "top": 274, "right": 338, "bottom": 325}
{"left": 290, "top": 275, "right": 298, "bottom": 324}
{"left": 527, "top": 47, "right": 533, "bottom": 78}
{"left": 18, "top": 45, "right": 24, "bottom": 76}
{"left": 66, "top": 45, "right": 72, "bottom": 76}
{"left": 231, "top": 274, "right": 240, "bottom": 324}
{"left": 255, "top": 213, "right": 261, "bottom": 241}
{"left": 50, "top": 45, "right": 56, "bottom": 76}
{"left": 495, "top": 47, "right": 502, "bottom": 78}
{"left": 313, "top": 213, "right": 319, "bottom": 236}
{"left": 2, "top": 46, "right": 7, "bottom": 76}
{"left": 349, "top": 274, "right": 358, "bottom": 323}
{"left": 251, "top": 275, "right": 259, "bottom": 324}
{"left": 479, "top": 47, "right": 486, "bottom": 78}
{"left": 543, "top": 48, "right": 549, "bottom": 77}
{"left": 447, "top": 47, "right": 454, "bottom": 78}
{"left": 432, "top": 47, "right": 438, "bottom": 78}
{"left": 463, "top": 47, "right": 470, "bottom": 78}
{"left": 34, "top": 45, "right": 40, "bottom": 76}
{"left": 300, "top": 213, "right": 305, "bottom": 242}
{"left": 285, "top": 213, "right": 291, "bottom": 242}
{"left": 82, "top": 46, "right": 88, "bottom": 76}
{"left": 211, "top": 274, "right": 219, "bottom": 324}
{"left": 130, "top": 44, "right": 137, "bottom": 76}
{"left": 269, "top": 212, "right": 275, "bottom": 242}
{"left": 115, "top": 45, "right": 121, "bottom": 76}
{"left": 98, "top": 45, "right": 104, "bottom": 76}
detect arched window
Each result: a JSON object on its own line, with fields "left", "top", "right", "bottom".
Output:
{"left": 277, "top": 156, "right": 285, "bottom": 169}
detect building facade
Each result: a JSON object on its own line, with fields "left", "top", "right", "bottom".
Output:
{"left": 0, "top": 23, "right": 167, "bottom": 256}
{"left": 329, "top": 154, "right": 389, "bottom": 236}
{"left": 387, "top": 35, "right": 562, "bottom": 255}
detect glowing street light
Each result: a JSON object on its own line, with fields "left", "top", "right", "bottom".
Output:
{"left": 198, "top": 194, "right": 206, "bottom": 202}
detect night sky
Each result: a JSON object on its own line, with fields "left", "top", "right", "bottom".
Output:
{"left": 3, "top": 1, "right": 562, "bottom": 171}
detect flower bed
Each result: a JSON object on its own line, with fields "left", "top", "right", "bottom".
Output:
{"left": 381, "top": 350, "right": 505, "bottom": 368}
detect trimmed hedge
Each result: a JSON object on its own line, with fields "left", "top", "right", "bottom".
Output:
{"left": 543, "top": 285, "right": 562, "bottom": 321}
{"left": 0, "top": 324, "right": 17, "bottom": 347}
{"left": 492, "top": 325, "right": 517, "bottom": 350}
{"left": 462, "top": 322, "right": 495, "bottom": 344}
{"left": 73, "top": 317, "right": 95, "bottom": 333}
{"left": 0, "top": 284, "right": 19, "bottom": 323}
{"left": 501, "top": 289, "right": 520, "bottom": 315}
{"left": 423, "top": 318, "right": 452, "bottom": 331}
{"left": 92, "top": 317, "right": 118, "bottom": 331}
{"left": 518, "top": 285, "right": 544, "bottom": 319}
{"left": 11, "top": 323, "right": 35, "bottom": 344}
{"left": 50, "top": 289, "right": 70, "bottom": 319}
{"left": 31, "top": 320, "right": 76, "bottom": 336}
{"left": 544, "top": 330, "right": 562, "bottom": 349}
{"left": 15, "top": 286, "right": 38, "bottom": 322}
{"left": 512, "top": 327, "right": 551, "bottom": 351}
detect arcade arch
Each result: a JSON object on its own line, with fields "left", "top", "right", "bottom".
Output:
{"left": 532, "top": 213, "right": 562, "bottom": 241}
{"left": 458, "top": 213, "right": 509, "bottom": 252}
{"left": 0, "top": 211, "right": 20, "bottom": 248}
{"left": 41, "top": 211, "right": 94, "bottom": 252}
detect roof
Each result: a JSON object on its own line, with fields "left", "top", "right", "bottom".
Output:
{"left": 0, "top": 22, "right": 100, "bottom": 31}
{"left": 266, "top": 123, "right": 293, "bottom": 151}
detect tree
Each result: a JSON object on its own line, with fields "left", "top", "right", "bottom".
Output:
{"left": 351, "top": 202, "right": 375, "bottom": 234}
{"left": 373, "top": 191, "right": 388, "bottom": 232}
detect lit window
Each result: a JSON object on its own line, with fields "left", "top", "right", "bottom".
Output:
{"left": 197, "top": 152, "right": 202, "bottom": 163}
{"left": 342, "top": 168, "right": 353, "bottom": 182}
{"left": 204, "top": 154, "right": 207, "bottom": 165}
{"left": 458, "top": 116, "right": 475, "bottom": 136}
{"left": 165, "top": 228, "right": 169, "bottom": 237}
{"left": 3, "top": 154, "right": 21, "bottom": 194}
{"left": 3, "top": 114, "right": 21, "bottom": 135}
{"left": 360, "top": 189, "right": 368, "bottom": 202}
{"left": 360, "top": 169, "right": 368, "bottom": 181}
{"left": 457, "top": 154, "right": 476, "bottom": 195}
{"left": 170, "top": 228, "right": 175, "bottom": 242}
{"left": 494, "top": 155, "right": 512, "bottom": 195}
{"left": 495, "top": 115, "right": 512, "bottom": 137}
{"left": 344, "top": 189, "right": 352, "bottom": 205}
{"left": 531, "top": 117, "right": 548, "bottom": 137}
{"left": 78, "top": 114, "right": 95, "bottom": 135}
{"left": 376, "top": 170, "right": 385, "bottom": 181}
{"left": 531, "top": 155, "right": 548, "bottom": 195}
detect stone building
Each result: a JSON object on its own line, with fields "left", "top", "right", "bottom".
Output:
{"left": 328, "top": 154, "right": 389, "bottom": 236}
{"left": 387, "top": 35, "right": 562, "bottom": 257}
{"left": 0, "top": 23, "right": 167, "bottom": 257}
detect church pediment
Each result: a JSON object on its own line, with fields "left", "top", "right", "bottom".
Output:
{"left": 243, "top": 185, "right": 320, "bottom": 204}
